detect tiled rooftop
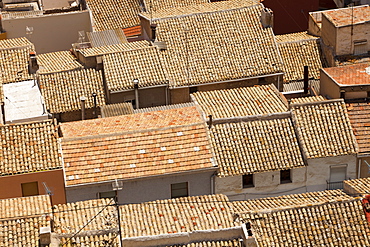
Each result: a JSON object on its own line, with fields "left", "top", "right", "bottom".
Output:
{"left": 0, "top": 45, "right": 34, "bottom": 84}
{"left": 0, "top": 120, "right": 62, "bottom": 176}
{"left": 87, "top": 29, "right": 128, "bottom": 47}
{"left": 153, "top": 3, "right": 283, "bottom": 87}
{"left": 277, "top": 36, "right": 323, "bottom": 82}
{"left": 0, "top": 195, "right": 51, "bottom": 219}
{"left": 290, "top": 96, "right": 326, "bottom": 104}
{"left": 322, "top": 63, "right": 370, "bottom": 86}
{"left": 344, "top": 177, "right": 370, "bottom": 195}
{"left": 53, "top": 198, "right": 117, "bottom": 234}
{"left": 346, "top": 102, "right": 370, "bottom": 154}
{"left": 37, "top": 51, "right": 83, "bottom": 74}
{"left": 60, "top": 234, "right": 119, "bottom": 246}
{"left": 248, "top": 199, "right": 370, "bottom": 246}
{"left": 61, "top": 106, "right": 203, "bottom": 138}
{"left": 103, "top": 46, "right": 168, "bottom": 91}
{"left": 143, "top": 0, "right": 210, "bottom": 14}
{"left": 78, "top": 40, "right": 151, "bottom": 57}
{"left": 119, "top": 194, "right": 235, "bottom": 237}
{"left": 86, "top": 0, "right": 142, "bottom": 31}
{"left": 191, "top": 85, "right": 288, "bottom": 119}
{"left": 291, "top": 99, "right": 358, "bottom": 159}
{"left": 275, "top": 32, "right": 318, "bottom": 43}
{"left": 167, "top": 240, "right": 241, "bottom": 247}
{"left": 0, "top": 37, "right": 33, "bottom": 49}
{"left": 38, "top": 69, "right": 106, "bottom": 114}
{"left": 0, "top": 216, "right": 50, "bottom": 246}
{"left": 210, "top": 115, "right": 305, "bottom": 177}
{"left": 140, "top": 0, "right": 257, "bottom": 20}
{"left": 101, "top": 102, "right": 134, "bottom": 118}
{"left": 323, "top": 5, "right": 370, "bottom": 27}
{"left": 232, "top": 189, "right": 353, "bottom": 215}
{"left": 61, "top": 106, "right": 214, "bottom": 186}
{"left": 134, "top": 102, "right": 196, "bottom": 114}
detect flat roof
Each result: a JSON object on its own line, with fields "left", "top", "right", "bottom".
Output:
{"left": 323, "top": 5, "right": 370, "bottom": 27}
{"left": 323, "top": 63, "right": 370, "bottom": 86}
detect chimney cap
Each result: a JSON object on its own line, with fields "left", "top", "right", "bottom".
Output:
{"left": 80, "top": 96, "right": 86, "bottom": 101}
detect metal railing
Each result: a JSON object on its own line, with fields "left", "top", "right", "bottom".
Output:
{"left": 327, "top": 181, "right": 344, "bottom": 190}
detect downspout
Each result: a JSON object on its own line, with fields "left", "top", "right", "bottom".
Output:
{"left": 358, "top": 159, "right": 362, "bottom": 179}
{"left": 210, "top": 172, "right": 216, "bottom": 195}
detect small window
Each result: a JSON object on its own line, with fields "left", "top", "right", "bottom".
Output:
{"left": 242, "top": 174, "right": 254, "bottom": 188}
{"left": 280, "top": 170, "right": 292, "bottom": 184}
{"left": 21, "top": 182, "right": 39, "bottom": 197}
{"left": 189, "top": 86, "right": 198, "bottom": 94}
{"left": 98, "top": 191, "right": 116, "bottom": 199}
{"left": 171, "top": 182, "right": 188, "bottom": 198}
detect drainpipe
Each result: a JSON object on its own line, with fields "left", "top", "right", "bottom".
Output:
{"left": 208, "top": 115, "right": 213, "bottom": 129}
{"left": 80, "top": 96, "right": 86, "bottom": 120}
{"left": 92, "top": 92, "right": 97, "bottom": 118}
{"left": 1, "top": 102, "right": 5, "bottom": 124}
{"left": 210, "top": 172, "right": 216, "bottom": 194}
{"left": 303, "top": 66, "right": 309, "bottom": 94}
{"left": 133, "top": 79, "right": 139, "bottom": 109}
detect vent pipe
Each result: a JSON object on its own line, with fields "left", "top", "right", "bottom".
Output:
{"left": 303, "top": 66, "right": 309, "bottom": 94}
{"left": 80, "top": 96, "right": 86, "bottom": 120}
{"left": 92, "top": 92, "right": 97, "bottom": 118}
{"left": 133, "top": 79, "right": 139, "bottom": 109}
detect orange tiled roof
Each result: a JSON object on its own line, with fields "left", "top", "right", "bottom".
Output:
{"left": 37, "top": 50, "right": 83, "bottom": 74}
{"left": 248, "top": 199, "right": 370, "bottom": 246}
{"left": 0, "top": 120, "right": 62, "bottom": 176}
{"left": 346, "top": 102, "right": 370, "bottom": 154}
{"left": 344, "top": 177, "right": 370, "bottom": 195}
{"left": 122, "top": 26, "right": 141, "bottom": 37}
{"left": 323, "top": 5, "right": 370, "bottom": 27}
{"left": 322, "top": 63, "right": 370, "bottom": 86}
{"left": 61, "top": 106, "right": 215, "bottom": 186}
{"left": 291, "top": 99, "right": 358, "bottom": 159}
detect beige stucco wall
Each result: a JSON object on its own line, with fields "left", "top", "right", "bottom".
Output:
{"left": 306, "top": 154, "right": 357, "bottom": 191}
{"left": 320, "top": 69, "right": 340, "bottom": 99}
{"left": 3, "top": 11, "right": 92, "bottom": 54}
{"left": 215, "top": 167, "right": 307, "bottom": 200}
{"left": 336, "top": 23, "right": 370, "bottom": 56}
{"left": 358, "top": 156, "right": 370, "bottom": 178}
{"left": 109, "top": 86, "right": 167, "bottom": 107}
{"left": 308, "top": 13, "right": 321, "bottom": 37}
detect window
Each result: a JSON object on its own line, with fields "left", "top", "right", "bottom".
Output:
{"left": 21, "top": 182, "right": 39, "bottom": 197}
{"left": 242, "top": 174, "right": 254, "bottom": 188}
{"left": 353, "top": 39, "right": 368, "bottom": 55}
{"left": 171, "top": 182, "right": 188, "bottom": 198}
{"left": 280, "top": 170, "right": 292, "bottom": 184}
{"left": 98, "top": 191, "right": 116, "bottom": 199}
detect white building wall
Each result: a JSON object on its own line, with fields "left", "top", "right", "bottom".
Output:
{"left": 66, "top": 170, "right": 216, "bottom": 204}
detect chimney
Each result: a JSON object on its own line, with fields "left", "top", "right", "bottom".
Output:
{"left": 150, "top": 24, "right": 157, "bottom": 41}
{"left": 28, "top": 51, "right": 39, "bottom": 75}
{"left": 208, "top": 115, "right": 213, "bottom": 129}
{"left": 261, "top": 8, "right": 273, "bottom": 28}
{"left": 303, "top": 66, "right": 309, "bottom": 94}
{"left": 80, "top": 96, "right": 86, "bottom": 120}
{"left": 133, "top": 79, "right": 139, "bottom": 109}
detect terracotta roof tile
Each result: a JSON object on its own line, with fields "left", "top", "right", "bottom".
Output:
{"left": 119, "top": 194, "right": 234, "bottom": 237}
{"left": 322, "top": 63, "right": 370, "bottom": 86}
{"left": 192, "top": 85, "right": 288, "bottom": 119}
{"left": 344, "top": 177, "right": 370, "bottom": 195}
{"left": 38, "top": 69, "right": 106, "bottom": 114}
{"left": 277, "top": 37, "right": 323, "bottom": 82}
{"left": 291, "top": 99, "right": 358, "bottom": 159}
{"left": 140, "top": 0, "right": 256, "bottom": 20}
{"left": 232, "top": 189, "right": 353, "bottom": 215}
{"left": 101, "top": 102, "right": 134, "bottom": 118}
{"left": 0, "top": 195, "right": 51, "bottom": 219}
{"left": 152, "top": 3, "right": 283, "bottom": 87}
{"left": 210, "top": 115, "right": 305, "bottom": 177}
{"left": 78, "top": 40, "right": 150, "bottom": 57}
{"left": 247, "top": 199, "right": 370, "bottom": 246}
{"left": 0, "top": 37, "right": 33, "bottom": 49}
{"left": 0, "top": 45, "right": 34, "bottom": 84}
{"left": 87, "top": 29, "right": 128, "bottom": 47}
{"left": 346, "top": 102, "right": 370, "bottom": 154}
{"left": 290, "top": 96, "right": 326, "bottom": 104}
{"left": 275, "top": 31, "right": 318, "bottom": 43}
{"left": 61, "top": 106, "right": 202, "bottom": 138}
{"left": 86, "top": 0, "right": 142, "bottom": 31}
{"left": 167, "top": 239, "right": 242, "bottom": 247}
{"left": 0, "top": 120, "right": 62, "bottom": 176}
{"left": 53, "top": 198, "right": 117, "bottom": 234}
{"left": 323, "top": 5, "right": 370, "bottom": 27}
{"left": 103, "top": 46, "right": 168, "bottom": 91}
{"left": 60, "top": 234, "right": 119, "bottom": 246}
{"left": 37, "top": 51, "right": 83, "bottom": 74}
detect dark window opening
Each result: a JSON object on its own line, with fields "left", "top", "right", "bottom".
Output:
{"left": 242, "top": 174, "right": 254, "bottom": 188}
{"left": 189, "top": 86, "right": 198, "bottom": 94}
{"left": 171, "top": 182, "right": 188, "bottom": 198}
{"left": 280, "top": 170, "right": 292, "bottom": 184}
{"left": 21, "top": 181, "right": 39, "bottom": 197}
{"left": 98, "top": 191, "right": 116, "bottom": 199}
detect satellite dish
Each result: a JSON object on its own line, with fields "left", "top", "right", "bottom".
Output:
{"left": 112, "top": 179, "right": 123, "bottom": 191}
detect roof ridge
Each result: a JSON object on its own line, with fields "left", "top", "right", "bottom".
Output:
{"left": 209, "top": 111, "right": 291, "bottom": 125}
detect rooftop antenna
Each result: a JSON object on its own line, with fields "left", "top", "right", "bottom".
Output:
{"left": 111, "top": 179, "right": 123, "bottom": 246}
{"left": 78, "top": 30, "right": 85, "bottom": 43}
{"left": 43, "top": 182, "right": 55, "bottom": 232}
{"left": 26, "top": 26, "right": 33, "bottom": 41}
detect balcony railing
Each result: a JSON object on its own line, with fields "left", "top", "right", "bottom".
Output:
{"left": 327, "top": 181, "right": 344, "bottom": 190}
